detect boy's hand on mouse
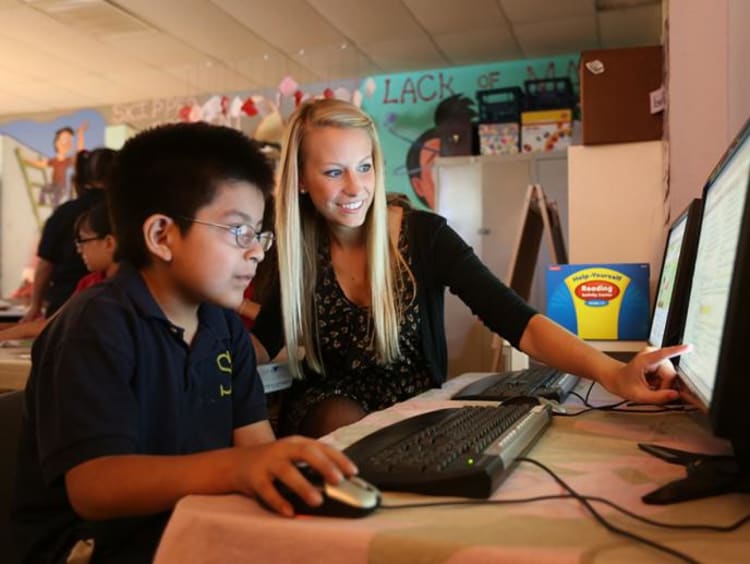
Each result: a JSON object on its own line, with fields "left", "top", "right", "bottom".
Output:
{"left": 233, "top": 436, "right": 357, "bottom": 517}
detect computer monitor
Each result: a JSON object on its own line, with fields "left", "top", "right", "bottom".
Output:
{"left": 647, "top": 198, "right": 703, "bottom": 350}
{"left": 679, "top": 117, "right": 750, "bottom": 441}
{"left": 642, "top": 118, "right": 750, "bottom": 504}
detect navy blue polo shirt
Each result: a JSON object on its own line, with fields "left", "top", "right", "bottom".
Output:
{"left": 11, "top": 262, "right": 268, "bottom": 563}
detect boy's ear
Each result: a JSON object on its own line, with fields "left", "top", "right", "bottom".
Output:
{"left": 143, "top": 214, "right": 176, "bottom": 263}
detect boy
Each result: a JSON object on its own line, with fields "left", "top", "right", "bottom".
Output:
{"left": 11, "top": 123, "right": 356, "bottom": 563}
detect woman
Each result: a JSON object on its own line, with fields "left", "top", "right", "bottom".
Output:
{"left": 251, "top": 98, "right": 688, "bottom": 438}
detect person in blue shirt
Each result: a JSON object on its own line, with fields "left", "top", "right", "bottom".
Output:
{"left": 11, "top": 122, "right": 356, "bottom": 564}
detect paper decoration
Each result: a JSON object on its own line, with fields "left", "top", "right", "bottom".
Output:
{"left": 188, "top": 103, "right": 202, "bottom": 123}
{"left": 178, "top": 105, "right": 192, "bottom": 122}
{"left": 241, "top": 97, "right": 258, "bottom": 116}
{"left": 363, "top": 77, "right": 376, "bottom": 98}
{"left": 202, "top": 95, "right": 222, "bottom": 121}
{"left": 228, "top": 96, "right": 243, "bottom": 119}
{"left": 279, "top": 76, "right": 298, "bottom": 98}
{"left": 334, "top": 87, "right": 351, "bottom": 102}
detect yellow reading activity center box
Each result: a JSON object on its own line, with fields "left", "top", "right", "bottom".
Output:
{"left": 546, "top": 264, "right": 650, "bottom": 340}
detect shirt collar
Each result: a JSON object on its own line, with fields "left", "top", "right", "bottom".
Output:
{"left": 112, "top": 261, "right": 231, "bottom": 343}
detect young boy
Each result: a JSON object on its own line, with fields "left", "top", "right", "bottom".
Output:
{"left": 11, "top": 123, "right": 356, "bottom": 563}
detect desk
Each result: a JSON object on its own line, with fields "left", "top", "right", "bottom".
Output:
{"left": 0, "top": 304, "right": 28, "bottom": 325}
{"left": 0, "top": 345, "right": 31, "bottom": 391}
{"left": 0, "top": 347, "right": 291, "bottom": 395}
{"left": 155, "top": 374, "right": 750, "bottom": 564}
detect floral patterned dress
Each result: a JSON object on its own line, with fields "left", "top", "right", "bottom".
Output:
{"left": 278, "top": 229, "right": 432, "bottom": 435}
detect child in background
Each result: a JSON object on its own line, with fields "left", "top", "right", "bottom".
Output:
{"left": 11, "top": 122, "right": 355, "bottom": 564}
{"left": 71, "top": 200, "right": 119, "bottom": 292}
{"left": 22, "top": 147, "right": 116, "bottom": 321}
{"left": 0, "top": 201, "right": 118, "bottom": 343}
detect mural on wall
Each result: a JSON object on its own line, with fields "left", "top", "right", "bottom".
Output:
{"left": 361, "top": 55, "right": 579, "bottom": 208}
{"left": 0, "top": 109, "right": 106, "bottom": 297}
{"left": 0, "top": 109, "right": 106, "bottom": 216}
{"left": 104, "top": 55, "right": 579, "bottom": 211}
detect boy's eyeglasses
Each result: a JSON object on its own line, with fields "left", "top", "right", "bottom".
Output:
{"left": 75, "top": 235, "right": 105, "bottom": 247}
{"left": 177, "top": 217, "right": 274, "bottom": 252}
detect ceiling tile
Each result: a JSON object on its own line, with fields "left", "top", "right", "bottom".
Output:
{"left": 102, "top": 30, "right": 207, "bottom": 67}
{"left": 500, "top": 0, "right": 595, "bottom": 25}
{"left": 0, "top": 34, "right": 88, "bottom": 80}
{"left": 364, "top": 37, "right": 449, "bottom": 73}
{"left": 435, "top": 27, "right": 522, "bottom": 65}
{"left": 598, "top": 4, "right": 662, "bottom": 49}
{"left": 290, "top": 44, "right": 379, "bottom": 83}
{"left": 214, "top": 0, "right": 346, "bottom": 53}
{"left": 405, "top": 0, "right": 508, "bottom": 34}
{"left": 0, "top": 5, "right": 146, "bottom": 74}
{"left": 514, "top": 15, "right": 599, "bottom": 58}
{"left": 113, "top": 0, "right": 275, "bottom": 60}
{"left": 308, "top": 0, "right": 425, "bottom": 43}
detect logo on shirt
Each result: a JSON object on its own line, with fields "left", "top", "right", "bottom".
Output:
{"left": 216, "top": 351, "right": 232, "bottom": 397}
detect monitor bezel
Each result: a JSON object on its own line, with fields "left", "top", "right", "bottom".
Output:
{"left": 648, "top": 198, "right": 703, "bottom": 351}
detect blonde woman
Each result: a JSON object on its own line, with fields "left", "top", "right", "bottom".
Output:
{"left": 252, "top": 98, "right": 689, "bottom": 438}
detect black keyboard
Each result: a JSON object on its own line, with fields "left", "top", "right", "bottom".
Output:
{"left": 451, "top": 366, "right": 579, "bottom": 403}
{"left": 343, "top": 403, "right": 551, "bottom": 498}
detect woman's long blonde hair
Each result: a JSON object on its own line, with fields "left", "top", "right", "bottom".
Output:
{"left": 276, "top": 98, "right": 410, "bottom": 377}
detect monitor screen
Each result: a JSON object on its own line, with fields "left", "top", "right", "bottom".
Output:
{"left": 648, "top": 199, "right": 702, "bottom": 349}
{"left": 678, "top": 120, "right": 750, "bottom": 411}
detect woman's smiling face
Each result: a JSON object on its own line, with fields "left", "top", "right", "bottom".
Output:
{"left": 300, "top": 125, "right": 375, "bottom": 233}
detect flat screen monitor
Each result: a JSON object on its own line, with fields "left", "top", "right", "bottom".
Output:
{"left": 648, "top": 198, "right": 703, "bottom": 350}
{"left": 677, "top": 117, "right": 750, "bottom": 467}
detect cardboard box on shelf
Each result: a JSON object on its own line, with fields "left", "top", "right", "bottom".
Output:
{"left": 521, "top": 109, "right": 573, "bottom": 153}
{"left": 478, "top": 122, "right": 520, "bottom": 155}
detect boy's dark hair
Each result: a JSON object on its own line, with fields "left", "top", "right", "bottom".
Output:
{"left": 110, "top": 122, "right": 275, "bottom": 268}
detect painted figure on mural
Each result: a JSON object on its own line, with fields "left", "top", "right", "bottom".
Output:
{"left": 21, "top": 120, "right": 88, "bottom": 207}
{"left": 405, "top": 94, "right": 475, "bottom": 209}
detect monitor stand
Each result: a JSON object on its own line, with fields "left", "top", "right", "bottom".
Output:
{"left": 638, "top": 443, "right": 750, "bottom": 504}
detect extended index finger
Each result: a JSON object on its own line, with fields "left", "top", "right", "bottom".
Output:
{"left": 641, "top": 343, "right": 693, "bottom": 370}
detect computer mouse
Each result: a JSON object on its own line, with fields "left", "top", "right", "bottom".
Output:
{"left": 267, "top": 466, "right": 381, "bottom": 518}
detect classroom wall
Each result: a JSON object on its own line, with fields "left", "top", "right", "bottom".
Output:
{"left": 668, "top": 0, "right": 750, "bottom": 218}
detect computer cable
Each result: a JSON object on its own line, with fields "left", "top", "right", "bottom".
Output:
{"left": 378, "top": 457, "right": 750, "bottom": 563}
{"left": 557, "top": 381, "right": 698, "bottom": 416}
